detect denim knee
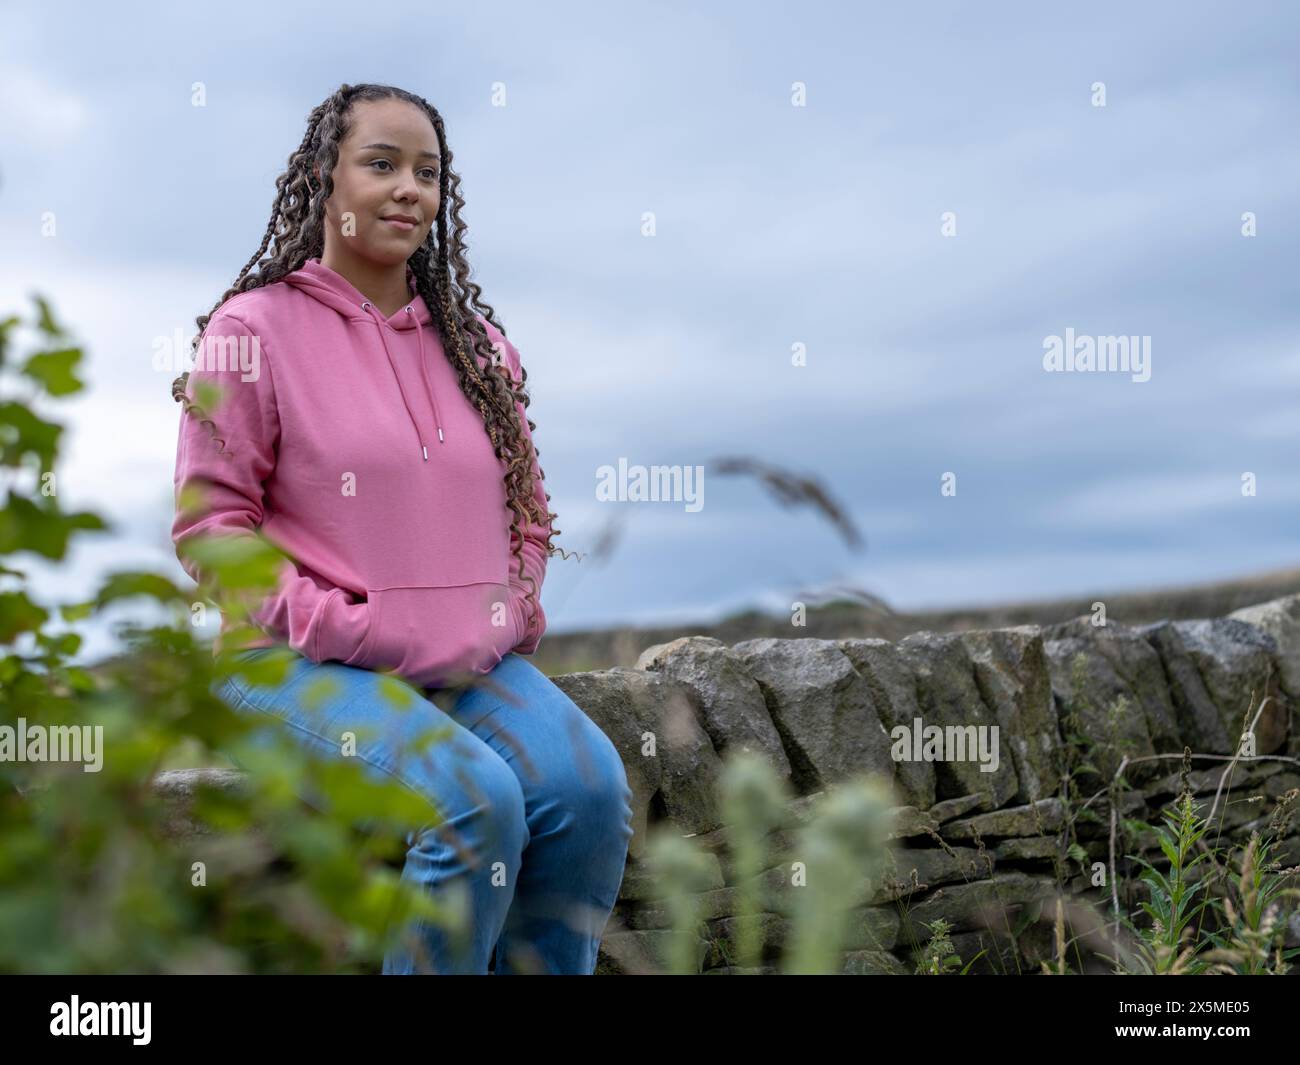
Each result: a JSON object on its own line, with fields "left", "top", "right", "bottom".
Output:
{"left": 551, "top": 729, "right": 634, "bottom": 837}
{"left": 407, "top": 743, "right": 529, "bottom": 865}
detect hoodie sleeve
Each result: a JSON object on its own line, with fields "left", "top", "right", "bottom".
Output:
{"left": 492, "top": 326, "right": 551, "bottom": 655}
{"left": 172, "top": 309, "right": 368, "bottom": 663}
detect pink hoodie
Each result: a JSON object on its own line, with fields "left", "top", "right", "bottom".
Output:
{"left": 172, "top": 257, "right": 550, "bottom": 689}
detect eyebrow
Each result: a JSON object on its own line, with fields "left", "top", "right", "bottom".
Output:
{"left": 359, "top": 142, "right": 440, "bottom": 162}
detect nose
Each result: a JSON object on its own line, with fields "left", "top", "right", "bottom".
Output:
{"left": 392, "top": 167, "right": 421, "bottom": 202}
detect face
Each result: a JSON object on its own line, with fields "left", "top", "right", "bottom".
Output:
{"left": 316, "top": 98, "right": 441, "bottom": 268}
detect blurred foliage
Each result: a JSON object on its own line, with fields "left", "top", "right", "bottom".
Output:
{"left": 0, "top": 294, "right": 452, "bottom": 974}
{"left": 640, "top": 751, "right": 899, "bottom": 974}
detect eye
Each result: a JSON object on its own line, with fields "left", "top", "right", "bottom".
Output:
{"left": 370, "top": 159, "right": 438, "bottom": 181}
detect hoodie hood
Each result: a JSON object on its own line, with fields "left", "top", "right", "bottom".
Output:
{"left": 284, "top": 257, "right": 446, "bottom": 457}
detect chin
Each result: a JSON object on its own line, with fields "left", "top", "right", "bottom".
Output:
{"left": 361, "top": 244, "right": 412, "bottom": 267}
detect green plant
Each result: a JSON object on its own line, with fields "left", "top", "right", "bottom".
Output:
{"left": 913, "top": 917, "right": 986, "bottom": 974}
{"left": 639, "top": 750, "right": 898, "bottom": 974}
{"left": 0, "top": 294, "right": 458, "bottom": 973}
{"left": 1201, "top": 789, "right": 1300, "bottom": 974}
{"left": 1119, "top": 788, "right": 1217, "bottom": 974}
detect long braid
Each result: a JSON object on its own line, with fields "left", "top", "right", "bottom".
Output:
{"left": 170, "top": 82, "right": 561, "bottom": 632}
{"left": 409, "top": 242, "right": 556, "bottom": 624}
{"left": 417, "top": 106, "right": 560, "bottom": 621}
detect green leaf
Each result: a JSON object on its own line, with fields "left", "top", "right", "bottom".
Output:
{"left": 0, "top": 313, "right": 21, "bottom": 368}
{"left": 1130, "top": 855, "right": 1172, "bottom": 895}
{"left": 0, "top": 495, "right": 109, "bottom": 559}
{"left": 31, "top": 294, "right": 65, "bottom": 338}
{"left": 60, "top": 666, "right": 98, "bottom": 692}
{"left": 0, "top": 590, "right": 50, "bottom": 643}
{"left": 58, "top": 599, "right": 96, "bottom": 622}
{"left": 35, "top": 630, "right": 81, "bottom": 657}
{"left": 94, "top": 571, "right": 187, "bottom": 608}
{"left": 0, "top": 401, "right": 62, "bottom": 470}
{"left": 1138, "top": 901, "right": 1164, "bottom": 925}
{"left": 20, "top": 347, "right": 85, "bottom": 397}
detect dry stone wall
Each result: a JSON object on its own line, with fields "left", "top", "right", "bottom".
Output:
{"left": 561, "top": 594, "right": 1300, "bottom": 974}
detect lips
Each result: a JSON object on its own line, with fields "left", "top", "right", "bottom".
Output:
{"left": 382, "top": 215, "right": 418, "bottom": 232}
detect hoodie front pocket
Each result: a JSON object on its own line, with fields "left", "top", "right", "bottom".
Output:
{"left": 342, "top": 596, "right": 378, "bottom": 667}
{"left": 356, "top": 583, "right": 519, "bottom": 689}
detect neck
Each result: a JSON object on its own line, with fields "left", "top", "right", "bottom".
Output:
{"left": 320, "top": 246, "right": 410, "bottom": 317}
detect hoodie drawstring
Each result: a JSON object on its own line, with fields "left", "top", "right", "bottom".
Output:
{"left": 360, "top": 301, "right": 446, "bottom": 461}
{"left": 407, "top": 306, "right": 446, "bottom": 446}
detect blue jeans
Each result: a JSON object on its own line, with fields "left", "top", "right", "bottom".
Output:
{"left": 211, "top": 647, "right": 635, "bottom": 974}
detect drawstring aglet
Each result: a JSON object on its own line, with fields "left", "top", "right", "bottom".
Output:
{"left": 422, "top": 445, "right": 428, "bottom": 460}
{"left": 437, "top": 427, "right": 444, "bottom": 442}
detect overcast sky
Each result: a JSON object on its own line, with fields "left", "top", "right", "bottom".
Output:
{"left": 2, "top": 1, "right": 1298, "bottom": 667}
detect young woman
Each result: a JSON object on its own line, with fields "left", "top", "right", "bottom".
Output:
{"left": 170, "top": 83, "right": 633, "bottom": 974}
